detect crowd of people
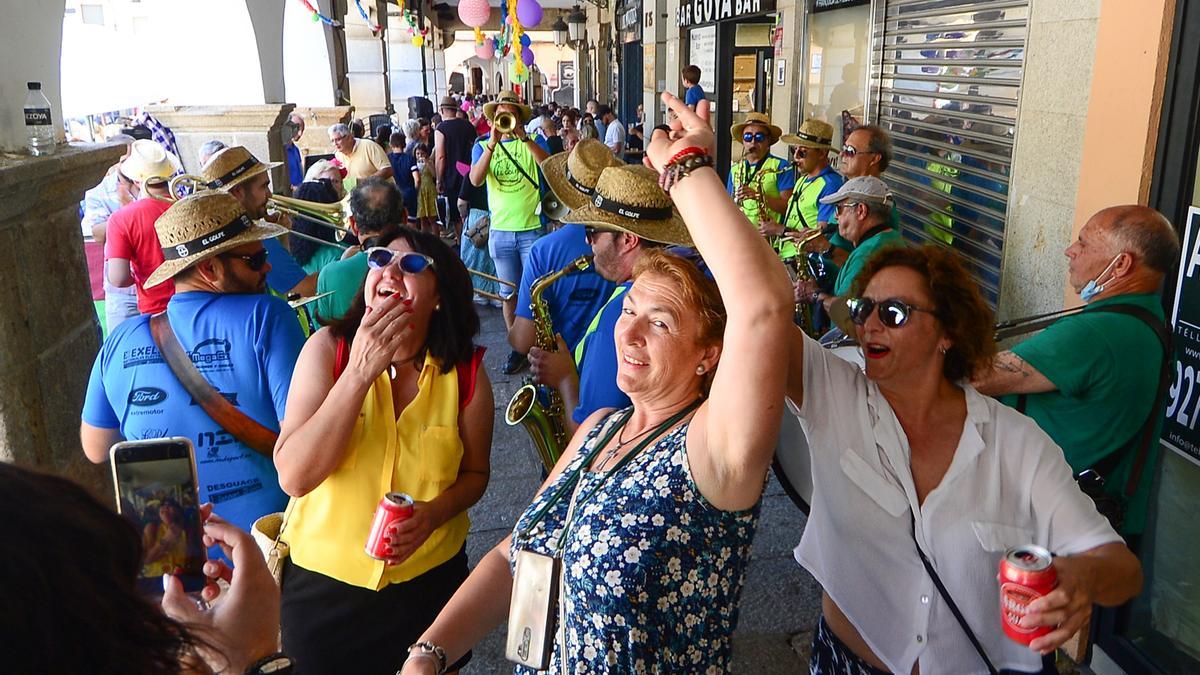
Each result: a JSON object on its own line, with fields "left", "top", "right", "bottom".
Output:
{"left": 41, "top": 63, "right": 1183, "bottom": 674}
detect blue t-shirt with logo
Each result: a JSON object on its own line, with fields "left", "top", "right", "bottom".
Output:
{"left": 515, "top": 224, "right": 616, "bottom": 353}
{"left": 572, "top": 282, "right": 632, "bottom": 423}
{"left": 82, "top": 291, "right": 304, "bottom": 533}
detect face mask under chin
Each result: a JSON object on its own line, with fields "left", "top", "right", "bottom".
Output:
{"left": 1079, "top": 254, "right": 1122, "bottom": 302}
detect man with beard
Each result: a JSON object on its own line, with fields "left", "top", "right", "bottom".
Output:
{"left": 80, "top": 192, "right": 305, "bottom": 534}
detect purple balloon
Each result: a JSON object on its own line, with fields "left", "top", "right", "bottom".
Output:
{"left": 521, "top": 46, "right": 535, "bottom": 66}
{"left": 516, "top": 0, "right": 543, "bottom": 27}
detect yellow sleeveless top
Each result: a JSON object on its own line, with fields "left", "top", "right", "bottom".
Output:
{"left": 283, "top": 352, "right": 470, "bottom": 590}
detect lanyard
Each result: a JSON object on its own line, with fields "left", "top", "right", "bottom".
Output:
{"left": 572, "top": 285, "right": 628, "bottom": 364}
{"left": 781, "top": 170, "right": 818, "bottom": 231}
{"left": 515, "top": 399, "right": 702, "bottom": 545}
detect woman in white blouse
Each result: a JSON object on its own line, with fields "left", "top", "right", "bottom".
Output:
{"left": 786, "top": 245, "right": 1142, "bottom": 674}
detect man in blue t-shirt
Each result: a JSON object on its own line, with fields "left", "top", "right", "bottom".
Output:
{"left": 510, "top": 223, "right": 616, "bottom": 357}
{"left": 81, "top": 191, "right": 305, "bottom": 534}
{"left": 682, "top": 65, "right": 706, "bottom": 110}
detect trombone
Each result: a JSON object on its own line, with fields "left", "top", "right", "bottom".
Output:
{"left": 468, "top": 269, "right": 517, "bottom": 302}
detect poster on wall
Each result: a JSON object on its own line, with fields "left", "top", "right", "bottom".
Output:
{"left": 689, "top": 25, "right": 717, "bottom": 95}
{"left": 1163, "top": 207, "right": 1200, "bottom": 467}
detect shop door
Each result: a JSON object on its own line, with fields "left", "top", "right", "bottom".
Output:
{"left": 729, "top": 48, "right": 773, "bottom": 161}
{"left": 620, "top": 41, "right": 644, "bottom": 130}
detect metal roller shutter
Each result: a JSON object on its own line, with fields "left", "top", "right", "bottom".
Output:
{"left": 868, "top": 0, "right": 1029, "bottom": 305}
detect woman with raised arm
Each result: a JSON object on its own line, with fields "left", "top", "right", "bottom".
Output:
{"left": 273, "top": 227, "right": 493, "bottom": 674}
{"left": 399, "top": 92, "right": 793, "bottom": 674}
{"left": 785, "top": 244, "right": 1142, "bottom": 673}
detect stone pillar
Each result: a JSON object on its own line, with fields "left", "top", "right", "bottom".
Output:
{"left": 344, "top": 0, "right": 392, "bottom": 116}
{"left": 0, "top": 144, "right": 122, "bottom": 495}
{"left": 293, "top": 106, "right": 355, "bottom": 162}
{"left": 146, "top": 105, "right": 297, "bottom": 192}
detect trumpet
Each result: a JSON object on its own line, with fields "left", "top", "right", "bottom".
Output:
{"left": 494, "top": 111, "right": 518, "bottom": 135}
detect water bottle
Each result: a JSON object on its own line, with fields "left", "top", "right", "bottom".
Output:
{"left": 23, "top": 82, "right": 56, "bottom": 157}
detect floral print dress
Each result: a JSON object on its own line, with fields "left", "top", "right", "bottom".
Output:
{"left": 509, "top": 409, "right": 762, "bottom": 674}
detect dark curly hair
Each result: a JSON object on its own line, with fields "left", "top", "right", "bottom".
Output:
{"left": 851, "top": 244, "right": 996, "bottom": 382}
{"left": 288, "top": 179, "right": 342, "bottom": 266}
{"left": 324, "top": 227, "right": 479, "bottom": 374}
{"left": 0, "top": 463, "right": 206, "bottom": 674}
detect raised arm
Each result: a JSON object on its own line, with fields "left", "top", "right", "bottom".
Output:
{"left": 648, "top": 93, "right": 794, "bottom": 510}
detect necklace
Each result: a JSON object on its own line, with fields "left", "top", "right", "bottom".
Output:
{"left": 593, "top": 415, "right": 669, "bottom": 472}
{"left": 387, "top": 353, "right": 421, "bottom": 379}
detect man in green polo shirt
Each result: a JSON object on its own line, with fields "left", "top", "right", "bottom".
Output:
{"left": 973, "top": 205, "right": 1180, "bottom": 538}
{"left": 801, "top": 176, "right": 905, "bottom": 318}
{"left": 313, "top": 177, "right": 404, "bottom": 322}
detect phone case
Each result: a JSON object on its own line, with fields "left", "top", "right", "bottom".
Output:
{"left": 506, "top": 549, "right": 561, "bottom": 670}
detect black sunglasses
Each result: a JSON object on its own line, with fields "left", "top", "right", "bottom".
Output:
{"left": 584, "top": 226, "right": 614, "bottom": 243}
{"left": 743, "top": 131, "right": 768, "bottom": 143}
{"left": 846, "top": 297, "right": 937, "bottom": 328}
{"left": 219, "top": 248, "right": 269, "bottom": 271}
{"left": 365, "top": 247, "right": 436, "bottom": 274}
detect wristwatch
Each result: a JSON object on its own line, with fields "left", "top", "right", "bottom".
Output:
{"left": 243, "top": 652, "right": 294, "bottom": 675}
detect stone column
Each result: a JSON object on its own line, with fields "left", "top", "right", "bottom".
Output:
{"left": 293, "top": 106, "right": 355, "bottom": 163}
{"left": 146, "top": 105, "right": 297, "bottom": 192}
{"left": 0, "top": 144, "right": 122, "bottom": 495}
{"left": 344, "top": 0, "right": 392, "bottom": 116}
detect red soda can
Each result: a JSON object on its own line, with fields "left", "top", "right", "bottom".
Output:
{"left": 999, "top": 545, "right": 1058, "bottom": 644}
{"left": 364, "top": 492, "right": 414, "bottom": 563}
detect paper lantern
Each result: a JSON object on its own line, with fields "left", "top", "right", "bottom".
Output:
{"left": 458, "top": 0, "right": 491, "bottom": 28}
{"left": 510, "top": 62, "right": 530, "bottom": 83}
{"left": 475, "top": 40, "right": 496, "bottom": 60}
{"left": 412, "top": 34, "right": 425, "bottom": 47}
{"left": 516, "top": 0, "right": 543, "bottom": 27}
{"left": 521, "top": 46, "right": 535, "bottom": 66}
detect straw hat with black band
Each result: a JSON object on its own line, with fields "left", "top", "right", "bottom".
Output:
{"left": 540, "top": 138, "right": 623, "bottom": 211}
{"left": 482, "top": 90, "right": 533, "bottom": 124}
{"left": 730, "top": 112, "right": 783, "bottom": 143}
{"left": 781, "top": 118, "right": 835, "bottom": 152}
{"left": 564, "top": 165, "right": 694, "bottom": 248}
{"left": 199, "top": 146, "right": 283, "bottom": 192}
{"left": 144, "top": 192, "right": 287, "bottom": 288}
{"left": 121, "top": 139, "right": 182, "bottom": 186}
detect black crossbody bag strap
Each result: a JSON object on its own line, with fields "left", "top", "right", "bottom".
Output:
{"left": 910, "top": 513, "right": 999, "bottom": 675}
{"left": 494, "top": 139, "right": 542, "bottom": 192}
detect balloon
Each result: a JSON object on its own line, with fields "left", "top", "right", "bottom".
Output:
{"left": 516, "top": 0, "right": 543, "bottom": 27}
{"left": 519, "top": 33, "right": 532, "bottom": 47}
{"left": 521, "top": 46, "right": 535, "bottom": 66}
{"left": 475, "top": 41, "right": 495, "bottom": 60}
{"left": 412, "top": 34, "right": 425, "bottom": 47}
{"left": 457, "top": 0, "right": 491, "bottom": 28}
{"left": 510, "top": 62, "right": 529, "bottom": 84}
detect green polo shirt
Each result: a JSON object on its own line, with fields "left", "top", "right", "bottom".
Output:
{"left": 833, "top": 228, "right": 906, "bottom": 297}
{"left": 1004, "top": 293, "right": 1166, "bottom": 534}
{"left": 829, "top": 202, "right": 901, "bottom": 253}
{"left": 314, "top": 251, "right": 368, "bottom": 322}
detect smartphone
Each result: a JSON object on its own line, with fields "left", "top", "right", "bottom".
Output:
{"left": 110, "top": 437, "right": 207, "bottom": 594}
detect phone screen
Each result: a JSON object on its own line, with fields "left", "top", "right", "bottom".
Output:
{"left": 110, "top": 438, "right": 207, "bottom": 594}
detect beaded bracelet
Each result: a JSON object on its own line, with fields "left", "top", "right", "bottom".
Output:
{"left": 659, "top": 151, "right": 715, "bottom": 192}
{"left": 666, "top": 146, "right": 708, "bottom": 167}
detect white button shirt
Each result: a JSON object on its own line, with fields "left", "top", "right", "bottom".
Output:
{"left": 794, "top": 334, "right": 1120, "bottom": 674}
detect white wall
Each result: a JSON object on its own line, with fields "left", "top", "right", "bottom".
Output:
{"left": 283, "top": 0, "right": 338, "bottom": 104}
{"left": 2, "top": 0, "right": 67, "bottom": 152}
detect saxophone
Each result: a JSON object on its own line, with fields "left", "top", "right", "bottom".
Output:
{"left": 504, "top": 255, "right": 593, "bottom": 473}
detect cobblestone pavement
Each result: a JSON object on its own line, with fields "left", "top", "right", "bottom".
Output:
{"left": 462, "top": 304, "right": 822, "bottom": 672}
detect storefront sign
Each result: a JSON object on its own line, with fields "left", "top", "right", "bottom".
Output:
{"left": 559, "top": 61, "right": 575, "bottom": 88}
{"left": 688, "top": 25, "right": 717, "bottom": 93}
{"left": 1163, "top": 207, "right": 1200, "bottom": 467}
{"left": 677, "top": 0, "right": 777, "bottom": 28}
{"left": 813, "top": 0, "right": 870, "bottom": 12}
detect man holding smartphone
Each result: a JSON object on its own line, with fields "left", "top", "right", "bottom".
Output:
{"left": 80, "top": 191, "right": 305, "bottom": 535}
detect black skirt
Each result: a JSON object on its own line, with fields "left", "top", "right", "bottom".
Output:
{"left": 280, "top": 547, "right": 471, "bottom": 675}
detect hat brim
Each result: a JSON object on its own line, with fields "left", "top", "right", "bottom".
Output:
{"left": 144, "top": 221, "right": 287, "bottom": 288}
{"left": 215, "top": 161, "right": 284, "bottom": 192}
{"left": 540, "top": 152, "right": 593, "bottom": 211}
{"left": 566, "top": 205, "right": 694, "bottom": 248}
{"left": 483, "top": 100, "right": 533, "bottom": 124}
{"left": 780, "top": 133, "right": 834, "bottom": 151}
{"left": 730, "top": 121, "right": 783, "bottom": 142}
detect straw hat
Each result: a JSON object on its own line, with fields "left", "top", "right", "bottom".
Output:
{"left": 120, "top": 139, "right": 182, "bottom": 185}
{"left": 540, "top": 139, "right": 622, "bottom": 211}
{"left": 781, "top": 118, "right": 835, "bottom": 151}
{"left": 730, "top": 112, "right": 783, "bottom": 143}
{"left": 199, "top": 146, "right": 282, "bottom": 192}
{"left": 565, "top": 165, "right": 693, "bottom": 247}
{"left": 483, "top": 91, "right": 533, "bottom": 124}
{"left": 144, "top": 191, "right": 286, "bottom": 288}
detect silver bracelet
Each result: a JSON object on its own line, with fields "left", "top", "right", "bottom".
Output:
{"left": 404, "top": 642, "right": 447, "bottom": 675}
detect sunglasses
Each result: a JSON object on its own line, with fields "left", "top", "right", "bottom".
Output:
{"left": 584, "top": 226, "right": 614, "bottom": 243}
{"left": 792, "top": 147, "right": 809, "bottom": 158}
{"left": 834, "top": 201, "right": 862, "bottom": 213}
{"left": 846, "top": 297, "right": 937, "bottom": 328}
{"left": 840, "top": 145, "right": 876, "bottom": 158}
{"left": 219, "top": 248, "right": 269, "bottom": 271}
{"left": 365, "top": 247, "right": 436, "bottom": 274}
{"left": 743, "top": 132, "right": 768, "bottom": 143}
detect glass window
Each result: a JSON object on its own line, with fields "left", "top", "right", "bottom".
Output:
{"left": 804, "top": 5, "right": 871, "bottom": 149}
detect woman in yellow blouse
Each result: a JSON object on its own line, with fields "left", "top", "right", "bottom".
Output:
{"left": 274, "top": 227, "right": 494, "bottom": 674}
